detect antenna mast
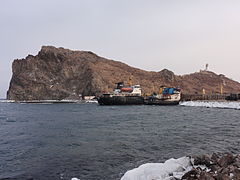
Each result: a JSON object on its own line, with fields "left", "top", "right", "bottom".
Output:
{"left": 205, "top": 63, "right": 209, "bottom": 71}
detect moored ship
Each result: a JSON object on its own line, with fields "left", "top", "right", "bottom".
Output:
{"left": 97, "top": 82, "right": 144, "bottom": 105}
{"left": 144, "top": 87, "right": 181, "bottom": 105}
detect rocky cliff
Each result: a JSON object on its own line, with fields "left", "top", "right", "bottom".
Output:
{"left": 7, "top": 46, "right": 240, "bottom": 101}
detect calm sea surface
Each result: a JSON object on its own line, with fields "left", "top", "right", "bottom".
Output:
{"left": 0, "top": 102, "right": 240, "bottom": 180}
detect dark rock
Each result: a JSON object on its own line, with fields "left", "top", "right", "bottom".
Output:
{"left": 182, "top": 153, "right": 240, "bottom": 180}
{"left": 219, "top": 167, "right": 230, "bottom": 175}
{"left": 218, "top": 153, "right": 235, "bottom": 168}
{"left": 233, "top": 168, "right": 240, "bottom": 174}
{"left": 193, "top": 154, "right": 212, "bottom": 167}
{"left": 233, "top": 155, "right": 240, "bottom": 168}
{"left": 181, "top": 169, "right": 200, "bottom": 180}
{"left": 227, "top": 165, "right": 236, "bottom": 173}
{"left": 211, "top": 153, "right": 220, "bottom": 164}
{"left": 215, "top": 173, "right": 230, "bottom": 180}
{"left": 198, "top": 171, "right": 215, "bottom": 180}
{"left": 210, "top": 164, "right": 221, "bottom": 172}
{"left": 231, "top": 168, "right": 240, "bottom": 180}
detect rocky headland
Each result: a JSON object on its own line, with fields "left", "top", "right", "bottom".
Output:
{"left": 7, "top": 46, "right": 240, "bottom": 101}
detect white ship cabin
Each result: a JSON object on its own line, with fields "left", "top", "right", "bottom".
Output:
{"left": 113, "top": 85, "right": 142, "bottom": 96}
{"left": 131, "top": 85, "right": 141, "bottom": 96}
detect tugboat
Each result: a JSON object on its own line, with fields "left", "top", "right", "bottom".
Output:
{"left": 97, "top": 82, "right": 144, "bottom": 105}
{"left": 145, "top": 86, "right": 181, "bottom": 105}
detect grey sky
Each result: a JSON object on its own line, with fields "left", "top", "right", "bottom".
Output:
{"left": 1, "top": 0, "right": 240, "bottom": 98}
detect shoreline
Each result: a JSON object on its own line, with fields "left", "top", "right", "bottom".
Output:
{"left": 0, "top": 99, "right": 98, "bottom": 104}
{"left": 1, "top": 99, "right": 240, "bottom": 103}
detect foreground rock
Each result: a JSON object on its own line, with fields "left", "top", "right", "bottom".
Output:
{"left": 182, "top": 153, "right": 240, "bottom": 180}
{"left": 121, "top": 153, "right": 240, "bottom": 180}
{"left": 7, "top": 46, "right": 240, "bottom": 101}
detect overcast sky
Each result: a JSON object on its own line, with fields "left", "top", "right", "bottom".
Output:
{"left": 1, "top": 0, "right": 240, "bottom": 98}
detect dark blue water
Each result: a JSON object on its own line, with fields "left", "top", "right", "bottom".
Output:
{"left": 0, "top": 103, "right": 240, "bottom": 180}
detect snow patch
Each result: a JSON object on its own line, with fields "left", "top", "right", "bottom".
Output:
{"left": 121, "top": 157, "right": 192, "bottom": 180}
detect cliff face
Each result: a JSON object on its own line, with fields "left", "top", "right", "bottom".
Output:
{"left": 7, "top": 46, "right": 240, "bottom": 101}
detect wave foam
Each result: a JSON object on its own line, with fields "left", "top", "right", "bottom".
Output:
{"left": 180, "top": 101, "right": 240, "bottom": 110}
{"left": 121, "top": 157, "right": 192, "bottom": 180}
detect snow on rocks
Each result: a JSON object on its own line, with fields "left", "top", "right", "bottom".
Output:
{"left": 121, "top": 153, "right": 240, "bottom": 180}
{"left": 121, "top": 157, "right": 193, "bottom": 180}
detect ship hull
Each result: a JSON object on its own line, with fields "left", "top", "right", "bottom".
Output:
{"left": 98, "top": 95, "right": 144, "bottom": 105}
{"left": 144, "top": 98, "right": 180, "bottom": 105}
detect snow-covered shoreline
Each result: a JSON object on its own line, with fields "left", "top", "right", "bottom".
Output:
{"left": 180, "top": 101, "right": 240, "bottom": 110}
{"left": 2, "top": 99, "right": 240, "bottom": 109}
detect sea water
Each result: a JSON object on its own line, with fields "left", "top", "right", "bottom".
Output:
{"left": 0, "top": 102, "right": 240, "bottom": 180}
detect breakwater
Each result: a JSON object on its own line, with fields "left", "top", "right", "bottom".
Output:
{"left": 181, "top": 94, "right": 230, "bottom": 101}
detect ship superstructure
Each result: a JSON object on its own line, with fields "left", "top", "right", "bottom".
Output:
{"left": 145, "top": 87, "right": 181, "bottom": 105}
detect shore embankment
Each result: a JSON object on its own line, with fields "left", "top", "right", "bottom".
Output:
{"left": 181, "top": 94, "right": 230, "bottom": 101}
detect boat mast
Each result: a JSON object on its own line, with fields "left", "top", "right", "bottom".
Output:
{"left": 128, "top": 75, "right": 133, "bottom": 86}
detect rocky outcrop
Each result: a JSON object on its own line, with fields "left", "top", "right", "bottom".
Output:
{"left": 7, "top": 46, "right": 240, "bottom": 101}
{"left": 182, "top": 153, "right": 240, "bottom": 180}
